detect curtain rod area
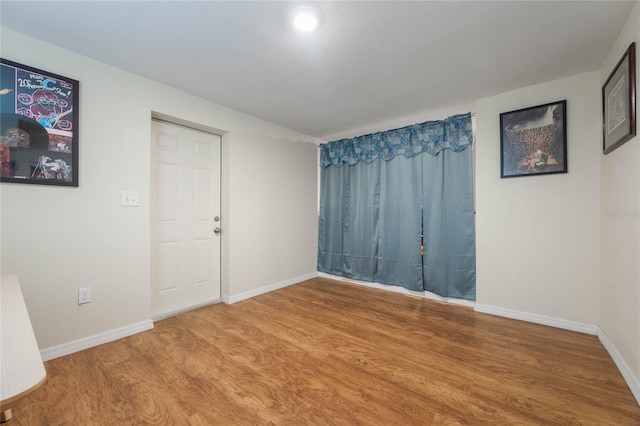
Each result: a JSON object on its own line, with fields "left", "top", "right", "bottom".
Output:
{"left": 317, "top": 112, "right": 476, "bottom": 146}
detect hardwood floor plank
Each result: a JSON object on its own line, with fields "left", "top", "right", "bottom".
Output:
{"left": 10, "top": 279, "right": 640, "bottom": 425}
{"left": 182, "top": 304, "right": 402, "bottom": 424}
{"left": 243, "top": 291, "right": 560, "bottom": 424}
{"left": 236, "top": 297, "right": 519, "bottom": 424}
{"left": 296, "top": 282, "right": 636, "bottom": 416}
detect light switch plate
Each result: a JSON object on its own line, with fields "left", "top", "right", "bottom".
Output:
{"left": 121, "top": 191, "right": 140, "bottom": 206}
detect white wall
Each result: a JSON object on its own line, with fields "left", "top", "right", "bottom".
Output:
{"left": 475, "top": 71, "right": 602, "bottom": 326}
{"left": 226, "top": 131, "right": 319, "bottom": 295}
{"left": 0, "top": 28, "right": 319, "bottom": 350}
{"left": 599, "top": 0, "right": 640, "bottom": 386}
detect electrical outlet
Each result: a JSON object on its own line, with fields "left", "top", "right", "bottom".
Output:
{"left": 78, "top": 287, "right": 91, "bottom": 304}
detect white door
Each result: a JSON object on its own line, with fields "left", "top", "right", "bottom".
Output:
{"left": 151, "top": 120, "right": 221, "bottom": 318}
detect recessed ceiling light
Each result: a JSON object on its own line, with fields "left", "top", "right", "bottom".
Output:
{"left": 292, "top": 7, "right": 318, "bottom": 32}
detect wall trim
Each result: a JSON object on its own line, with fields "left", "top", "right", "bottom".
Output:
{"left": 40, "top": 320, "right": 154, "bottom": 362}
{"left": 223, "top": 272, "right": 319, "bottom": 304}
{"left": 597, "top": 327, "right": 640, "bottom": 406}
{"left": 474, "top": 304, "right": 598, "bottom": 335}
{"left": 317, "top": 272, "right": 475, "bottom": 307}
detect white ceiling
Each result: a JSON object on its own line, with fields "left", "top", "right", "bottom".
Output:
{"left": 0, "top": 1, "right": 635, "bottom": 139}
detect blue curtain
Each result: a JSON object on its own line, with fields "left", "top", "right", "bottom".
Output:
{"left": 317, "top": 157, "right": 423, "bottom": 290}
{"left": 342, "top": 159, "right": 381, "bottom": 280}
{"left": 377, "top": 156, "right": 423, "bottom": 290}
{"left": 318, "top": 113, "right": 475, "bottom": 300}
{"left": 422, "top": 147, "right": 476, "bottom": 300}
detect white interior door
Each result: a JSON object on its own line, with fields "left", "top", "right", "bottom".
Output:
{"left": 151, "top": 120, "right": 221, "bottom": 318}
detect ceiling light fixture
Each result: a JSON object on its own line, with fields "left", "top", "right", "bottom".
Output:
{"left": 292, "top": 6, "right": 318, "bottom": 32}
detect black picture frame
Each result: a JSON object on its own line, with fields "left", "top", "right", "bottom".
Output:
{"left": 603, "top": 42, "right": 636, "bottom": 155}
{"left": 500, "top": 100, "right": 567, "bottom": 178}
{"left": 0, "top": 58, "right": 79, "bottom": 186}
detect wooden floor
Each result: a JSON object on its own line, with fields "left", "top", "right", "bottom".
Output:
{"left": 10, "top": 278, "right": 640, "bottom": 425}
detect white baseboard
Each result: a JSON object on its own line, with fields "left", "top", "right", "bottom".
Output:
{"left": 597, "top": 327, "right": 640, "bottom": 406}
{"left": 40, "top": 320, "right": 154, "bottom": 362}
{"left": 317, "top": 272, "right": 475, "bottom": 307}
{"left": 473, "top": 304, "right": 598, "bottom": 335}
{"left": 223, "top": 272, "right": 319, "bottom": 304}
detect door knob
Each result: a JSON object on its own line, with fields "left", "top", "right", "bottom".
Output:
{"left": 213, "top": 227, "right": 221, "bottom": 235}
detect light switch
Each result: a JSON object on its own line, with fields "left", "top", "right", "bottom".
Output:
{"left": 121, "top": 191, "right": 140, "bottom": 206}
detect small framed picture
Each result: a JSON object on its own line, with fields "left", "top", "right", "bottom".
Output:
{"left": 0, "top": 58, "right": 79, "bottom": 186}
{"left": 500, "top": 100, "right": 567, "bottom": 178}
{"left": 603, "top": 42, "right": 636, "bottom": 155}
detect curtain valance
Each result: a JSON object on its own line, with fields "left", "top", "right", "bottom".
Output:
{"left": 320, "top": 113, "right": 473, "bottom": 168}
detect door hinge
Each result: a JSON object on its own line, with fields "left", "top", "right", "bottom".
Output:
{"left": 420, "top": 245, "right": 424, "bottom": 256}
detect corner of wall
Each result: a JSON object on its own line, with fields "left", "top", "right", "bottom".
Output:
{"left": 598, "top": 0, "right": 640, "bottom": 397}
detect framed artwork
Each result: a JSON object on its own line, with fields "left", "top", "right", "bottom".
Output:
{"left": 500, "top": 100, "right": 567, "bottom": 178}
{"left": 603, "top": 42, "right": 636, "bottom": 155}
{"left": 0, "top": 58, "right": 79, "bottom": 186}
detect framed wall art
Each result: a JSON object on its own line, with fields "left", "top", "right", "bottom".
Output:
{"left": 603, "top": 42, "right": 636, "bottom": 155}
{"left": 0, "top": 58, "right": 79, "bottom": 186}
{"left": 500, "top": 100, "right": 567, "bottom": 178}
